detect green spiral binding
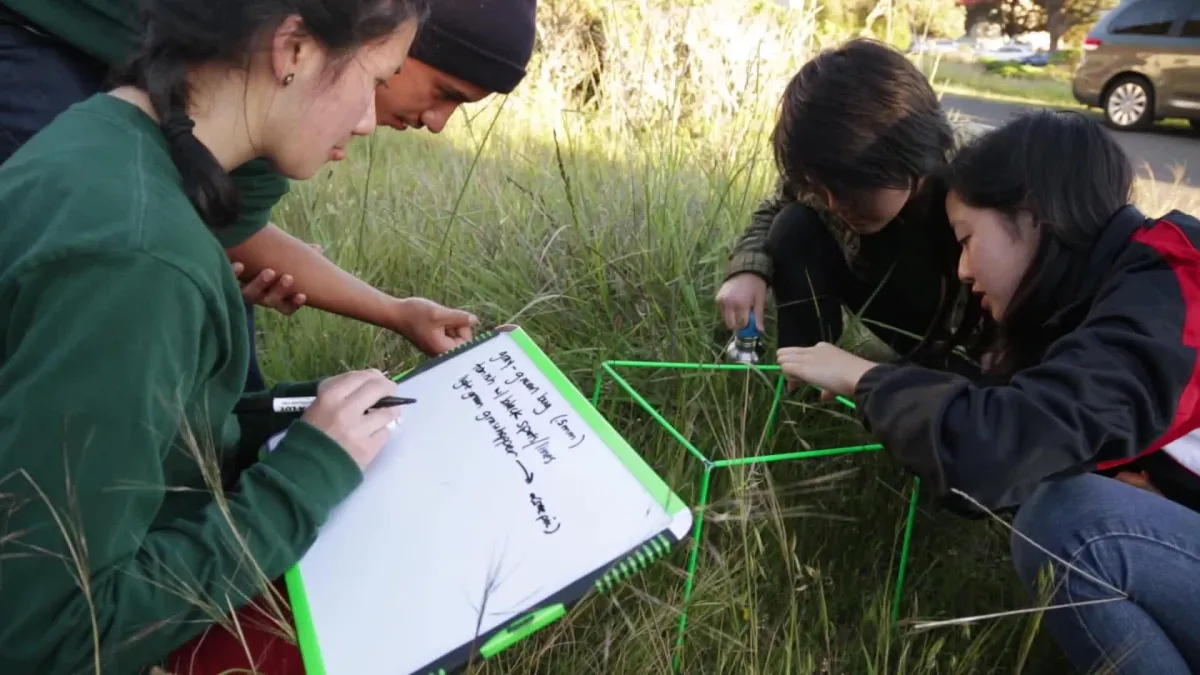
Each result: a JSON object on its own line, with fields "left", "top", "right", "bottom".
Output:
{"left": 594, "top": 534, "right": 672, "bottom": 594}
{"left": 439, "top": 328, "right": 499, "bottom": 358}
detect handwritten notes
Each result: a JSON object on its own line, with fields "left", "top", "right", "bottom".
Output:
{"left": 452, "top": 351, "right": 586, "bottom": 534}
{"left": 271, "top": 331, "right": 676, "bottom": 675}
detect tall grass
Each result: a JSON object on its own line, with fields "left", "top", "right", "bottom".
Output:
{"left": 255, "top": 3, "right": 1083, "bottom": 673}
{"left": 18, "top": 0, "right": 1200, "bottom": 672}
{"left": 254, "top": 1, "right": 1200, "bottom": 673}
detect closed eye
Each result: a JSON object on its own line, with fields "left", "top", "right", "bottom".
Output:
{"left": 439, "top": 86, "right": 470, "bottom": 105}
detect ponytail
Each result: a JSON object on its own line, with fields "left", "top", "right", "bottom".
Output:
{"left": 120, "top": 45, "right": 241, "bottom": 230}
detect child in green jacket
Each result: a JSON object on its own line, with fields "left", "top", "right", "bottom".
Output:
{"left": 0, "top": 0, "right": 423, "bottom": 671}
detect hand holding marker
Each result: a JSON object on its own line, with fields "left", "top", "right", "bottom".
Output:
{"left": 235, "top": 372, "right": 415, "bottom": 470}
{"left": 234, "top": 395, "right": 417, "bottom": 414}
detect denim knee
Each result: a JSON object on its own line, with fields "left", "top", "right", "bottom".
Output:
{"left": 1010, "top": 473, "right": 1099, "bottom": 591}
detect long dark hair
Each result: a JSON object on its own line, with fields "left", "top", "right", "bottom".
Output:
{"left": 112, "top": 0, "right": 428, "bottom": 230}
{"left": 771, "top": 38, "right": 954, "bottom": 215}
{"left": 902, "top": 176, "right": 997, "bottom": 372}
{"left": 943, "top": 109, "right": 1135, "bottom": 378}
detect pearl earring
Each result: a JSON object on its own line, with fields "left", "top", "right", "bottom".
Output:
{"left": 283, "top": 73, "right": 295, "bottom": 86}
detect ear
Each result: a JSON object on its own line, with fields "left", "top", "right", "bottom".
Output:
{"left": 1015, "top": 209, "right": 1038, "bottom": 233}
{"left": 269, "top": 14, "right": 315, "bottom": 85}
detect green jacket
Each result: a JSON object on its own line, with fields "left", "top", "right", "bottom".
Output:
{"left": 0, "top": 87, "right": 358, "bottom": 675}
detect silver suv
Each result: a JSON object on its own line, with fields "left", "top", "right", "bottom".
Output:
{"left": 1071, "top": 0, "right": 1200, "bottom": 131}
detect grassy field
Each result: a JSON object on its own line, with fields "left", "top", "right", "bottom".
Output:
{"left": 209, "top": 6, "right": 1199, "bottom": 674}
{"left": 13, "top": 3, "right": 1200, "bottom": 672}
{"left": 247, "top": 45, "right": 1094, "bottom": 675}
{"left": 256, "top": 103, "right": 1073, "bottom": 675}
{"left": 915, "top": 56, "right": 1080, "bottom": 109}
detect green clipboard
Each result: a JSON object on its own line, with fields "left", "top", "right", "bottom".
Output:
{"left": 275, "top": 324, "right": 693, "bottom": 675}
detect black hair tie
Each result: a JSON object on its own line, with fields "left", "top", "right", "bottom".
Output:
{"left": 162, "top": 113, "right": 196, "bottom": 144}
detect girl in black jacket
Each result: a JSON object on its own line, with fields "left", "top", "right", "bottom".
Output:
{"left": 777, "top": 109, "right": 1200, "bottom": 674}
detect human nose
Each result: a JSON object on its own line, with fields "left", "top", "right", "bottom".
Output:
{"left": 419, "top": 103, "right": 461, "bottom": 134}
{"left": 957, "top": 249, "right": 973, "bottom": 284}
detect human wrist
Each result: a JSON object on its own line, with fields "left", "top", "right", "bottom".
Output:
{"left": 349, "top": 290, "right": 404, "bottom": 334}
{"left": 381, "top": 295, "right": 417, "bottom": 336}
{"left": 845, "top": 358, "right": 879, "bottom": 395}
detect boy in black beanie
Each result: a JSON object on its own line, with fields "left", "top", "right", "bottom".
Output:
{"left": 376, "top": 0, "right": 539, "bottom": 132}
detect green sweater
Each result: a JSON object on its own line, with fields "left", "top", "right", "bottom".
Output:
{"left": 0, "top": 95, "right": 362, "bottom": 673}
{"left": 0, "top": 0, "right": 286, "bottom": 247}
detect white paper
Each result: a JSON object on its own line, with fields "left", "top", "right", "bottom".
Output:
{"left": 269, "top": 332, "right": 678, "bottom": 674}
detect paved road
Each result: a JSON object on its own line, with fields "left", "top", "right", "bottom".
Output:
{"left": 942, "top": 94, "right": 1200, "bottom": 197}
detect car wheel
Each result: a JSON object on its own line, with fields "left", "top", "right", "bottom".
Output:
{"left": 1102, "top": 76, "right": 1154, "bottom": 131}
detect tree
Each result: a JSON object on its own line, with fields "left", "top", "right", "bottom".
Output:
{"left": 964, "top": 0, "right": 1115, "bottom": 48}
{"left": 910, "top": 0, "right": 970, "bottom": 39}
{"left": 970, "top": 0, "right": 1044, "bottom": 38}
{"left": 1035, "top": 0, "right": 1115, "bottom": 50}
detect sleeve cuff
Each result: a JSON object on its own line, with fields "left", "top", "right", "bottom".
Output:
{"left": 259, "top": 420, "right": 363, "bottom": 517}
{"left": 853, "top": 363, "right": 898, "bottom": 430}
{"left": 726, "top": 252, "right": 774, "bottom": 282}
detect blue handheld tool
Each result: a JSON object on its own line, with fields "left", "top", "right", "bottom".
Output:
{"left": 726, "top": 311, "right": 761, "bottom": 364}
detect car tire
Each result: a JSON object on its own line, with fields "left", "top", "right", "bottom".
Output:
{"left": 1102, "top": 75, "right": 1155, "bottom": 131}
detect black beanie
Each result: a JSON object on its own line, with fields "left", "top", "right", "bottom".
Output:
{"left": 409, "top": 0, "right": 538, "bottom": 95}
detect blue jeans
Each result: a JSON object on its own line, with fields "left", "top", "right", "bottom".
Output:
{"left": 1012, "top": 472, "right": 1200, "bottom": 673}
{"left": 0, "top": 19, "right": 267, "bottom": 393}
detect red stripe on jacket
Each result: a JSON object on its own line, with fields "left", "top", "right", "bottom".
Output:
{"left": 1097, "top": 218, "right": 1200, "bottom": 470}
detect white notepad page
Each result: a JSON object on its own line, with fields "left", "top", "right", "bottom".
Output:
{"left": 268, "top": 332, "right": 682, "bottom": 674}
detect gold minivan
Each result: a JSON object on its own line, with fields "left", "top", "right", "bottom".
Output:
{"left": 1071, "top": 0, "right": 1200, "bottom": 131}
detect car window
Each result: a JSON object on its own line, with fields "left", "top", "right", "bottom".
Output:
{"left": 1182, "top": 6, "right": 1200, "bottom": 38}
{"left": 1109, "top": 0, "right": 1185, "bottom": 36}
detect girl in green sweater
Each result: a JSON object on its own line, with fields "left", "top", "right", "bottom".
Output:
{"left": 0, "top": 0, "right": 425, "bottom": 672}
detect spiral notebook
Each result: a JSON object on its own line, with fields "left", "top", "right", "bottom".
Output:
{"left": 266, "top": 325, "right": 693, "bottom": 675}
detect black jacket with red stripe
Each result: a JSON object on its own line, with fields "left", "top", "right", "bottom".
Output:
{"left": 854, "top": 206, "right": 1200, "bottom": 514}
